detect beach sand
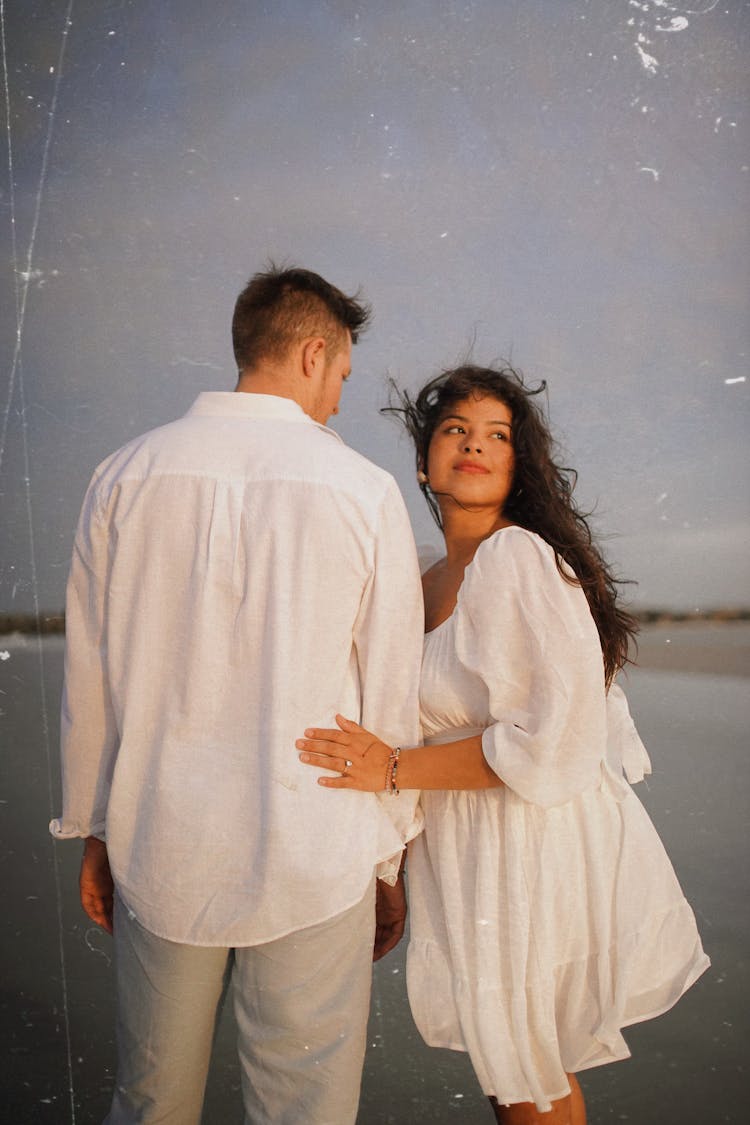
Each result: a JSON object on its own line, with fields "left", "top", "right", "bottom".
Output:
{"left": 633, "top": 621, "right": 749, "bottom": 679}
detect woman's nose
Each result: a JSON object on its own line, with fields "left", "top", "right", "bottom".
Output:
{"left": 463, "top": 440, "right": 482, "bottom": 453}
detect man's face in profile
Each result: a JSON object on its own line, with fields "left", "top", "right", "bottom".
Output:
{"left": 313, "top": 333, "right": 352, "bottom": 422}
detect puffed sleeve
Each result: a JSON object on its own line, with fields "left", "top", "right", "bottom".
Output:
{"left": 454, "top": 527, "right": 607, "bottom": 808}
{"left": 603, "top": 681, "right": 652, "bottom": 795}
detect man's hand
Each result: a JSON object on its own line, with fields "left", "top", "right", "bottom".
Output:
{"left": 79, "top": 836, "right": 114, "bottom": 934}
{"left": 373, "top": 873, "right": 407, "bottom": 962}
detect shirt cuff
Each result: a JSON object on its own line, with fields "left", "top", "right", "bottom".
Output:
{"left": 49, "top": 817, "right": 106, "bottom": 841}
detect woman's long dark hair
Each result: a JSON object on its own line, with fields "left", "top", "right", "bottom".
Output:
{"left": 383, "top": 364, "right": 638, "bottom": 684}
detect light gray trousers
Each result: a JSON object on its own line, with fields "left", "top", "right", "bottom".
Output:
{"left": 104, "top": 880, "right": 376, "bottom": 1125}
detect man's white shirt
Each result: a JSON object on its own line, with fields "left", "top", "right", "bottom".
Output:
{"left": 51, "top": 392, "right": 424, "bottom": 945}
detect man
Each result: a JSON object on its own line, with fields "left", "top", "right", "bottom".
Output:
{"left": 50, "top": 266, "right": 424, "bottom": 1124}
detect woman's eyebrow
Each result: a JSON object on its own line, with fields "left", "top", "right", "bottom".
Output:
{"left": 443, "top": 413, "right": 512, "bottom": 427}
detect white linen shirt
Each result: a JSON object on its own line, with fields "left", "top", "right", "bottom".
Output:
{"left": 50, "top": 392, "right": 424, "bottom": 946}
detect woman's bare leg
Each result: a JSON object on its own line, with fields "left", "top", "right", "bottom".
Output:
{"left": 488, "top": 1074, "right": 586, "bottom": 1125}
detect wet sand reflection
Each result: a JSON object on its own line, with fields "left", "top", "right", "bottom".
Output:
{"left": 1, "top": 629, "right": 746, "bottom": 1123}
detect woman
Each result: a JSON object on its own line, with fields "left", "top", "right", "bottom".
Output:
{"left": 296, "top": 365, "right": 709, "bottom": 1123}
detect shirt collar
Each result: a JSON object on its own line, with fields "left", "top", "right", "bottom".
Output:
{"left": 186, "top": 392, "right": 343, "bottom": 442}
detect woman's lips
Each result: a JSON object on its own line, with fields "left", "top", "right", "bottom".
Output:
{"left": 454, "top": 461, "right": 490, "bottom": 474}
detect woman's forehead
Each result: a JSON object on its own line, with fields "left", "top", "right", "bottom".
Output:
{"left": 437, "top": 392, "right": 512, "bottom": 421}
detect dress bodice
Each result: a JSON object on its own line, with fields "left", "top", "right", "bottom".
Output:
{"left": 421, "top": 614, "right": 488, "bottom": 742}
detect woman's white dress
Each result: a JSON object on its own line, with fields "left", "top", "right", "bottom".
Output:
{"left": 406, "top": 527, "right": 709, "bottom": 1111}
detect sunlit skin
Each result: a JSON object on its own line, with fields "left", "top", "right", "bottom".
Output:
{"left": 297, "top": 392, "right": 586, "bottom": 1123}
{"left": 421, "top": 393, "right": 516, "bottom": 632}
{"left": 310, "top": 335, "right": 352, "bottom": 422}
{"left": 426, "top": 394, "right": 515, "bottom": 524}
{"left": 234, "top": 331, "right": 352, "bottom": 425}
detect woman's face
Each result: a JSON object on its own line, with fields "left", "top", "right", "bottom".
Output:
{"left": 425, "top": 393, "right": 515, "bottom": 519}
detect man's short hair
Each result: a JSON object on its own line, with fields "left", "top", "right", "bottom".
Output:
{"left": 232, "top": 265, "right": 371, "bottom": 372}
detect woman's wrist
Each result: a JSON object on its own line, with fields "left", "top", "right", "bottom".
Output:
{"left": 384, "top": 747, "right": 401, "bottom": 793}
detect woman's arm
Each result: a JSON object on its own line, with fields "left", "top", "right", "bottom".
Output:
{"left": 398, "top": 737, "right": 502, "bottom": 790}
{"left": 297, "top": 715, "right": 503, "bottom": 791}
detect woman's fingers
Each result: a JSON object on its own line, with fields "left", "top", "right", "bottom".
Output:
{"left": 298, "top": 749, "right": 350, "bottom": 772}
{"left": 316, "top": 774, "right": 354, "bottom": 789}
{"left": 296, "top": 737, "right": 341, "bottom": 758}
{"left": 302, "top": 726, "right": 349, "bottom": 744}
{"left": 303, "top": 716, "right": 363, "bottom": 739}
{"left": 298, "top": 748, "right": 359, "bottom": 788}
{"left": 335, "top": 714, "right": 360, "bottom": 731}
{"left": 297, "top": 718, "right": 379, "bottom": 770}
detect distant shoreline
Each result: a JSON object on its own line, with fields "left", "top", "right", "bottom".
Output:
{"left": 3, "top": 613, "right": 747, "bottom": 678}
{"left": 1, "top": 608, "right": 749, "bottom": 637}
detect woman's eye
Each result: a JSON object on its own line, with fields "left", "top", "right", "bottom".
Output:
{"left": 492, "top": 431, "right": 510, "bottom": 442}
{"left": 445, "top": 425, "right": 465, "bottom": 434}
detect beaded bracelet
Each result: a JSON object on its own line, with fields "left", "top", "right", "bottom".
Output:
{"left": 385, "top": 747, "right": 401, "bottom": 795}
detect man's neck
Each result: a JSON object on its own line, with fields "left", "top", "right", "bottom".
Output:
{"left": 236, "top": 366, "right": 291, "bottom": 396}
{"left": 235, "top": 369, "right": 326, "bottom": 423}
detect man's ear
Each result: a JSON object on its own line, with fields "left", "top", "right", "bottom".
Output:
{"left": 301, "top": 337, "right": 326, "bottom": 378}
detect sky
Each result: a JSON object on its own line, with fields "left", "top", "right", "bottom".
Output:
{"left": 1, "top": 0, "right": 748, "bottom": 613}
